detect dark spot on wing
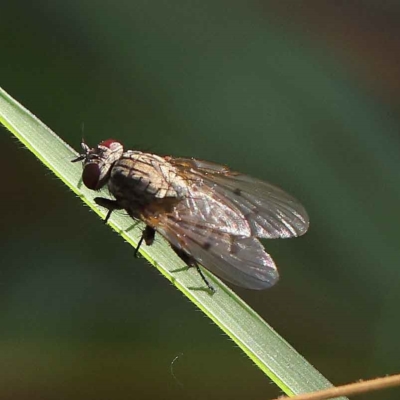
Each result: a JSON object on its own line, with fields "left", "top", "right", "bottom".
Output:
{"left": 202, "top": 242, "right": 212, "bottom": 250}
{"left": 244, "top": 211, "right": 255, "bottom": 219}
{"left": 229, "top": 237, "right": 240, "bottom": 255}
{"left": 233, "top": 188, "right": 242, "bottom": 196}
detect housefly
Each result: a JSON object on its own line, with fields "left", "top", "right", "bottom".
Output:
{"left": 72, "top": 139, "right": 309, "bottom": 291}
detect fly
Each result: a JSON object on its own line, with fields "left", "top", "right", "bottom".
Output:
{"left": 72, "top": 139, "right": 309, "bottom": 291}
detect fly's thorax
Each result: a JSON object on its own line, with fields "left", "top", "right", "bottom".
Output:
{"left": 108, "top": 150, "right": 189, "bottom": 205}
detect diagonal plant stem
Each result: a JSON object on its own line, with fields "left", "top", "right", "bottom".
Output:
{"left": 0, "top": 86, "right": 346, "bottom": 399}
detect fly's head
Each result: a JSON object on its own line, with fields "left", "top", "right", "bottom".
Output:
{"left": 72, "top": 139, "right": 124, "bottom": 190}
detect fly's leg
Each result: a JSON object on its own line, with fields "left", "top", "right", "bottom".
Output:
{"left": 172, "top": 247, "right": 215, "bottom": 293}
{"left": 134, "top": 226, "right": 155, "bottom": 258}
{"left": 195, "top": 265, "right": 215, "bottom": 293}
{"left": 94, "top": 197, "right": 123, "bottom": 224}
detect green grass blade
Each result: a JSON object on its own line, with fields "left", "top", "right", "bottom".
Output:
{"left": 0, "top": 86, "right": 346, "bottom": 399}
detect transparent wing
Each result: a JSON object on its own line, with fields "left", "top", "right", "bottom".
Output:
{"left": 142, "top": 156, "right": 308, "bottom": 288}
{"left": 169, "top": 158, "right": 309, "bottom": 239}
{"left": 155, "top": 215, "right": 279, "bottom": 290}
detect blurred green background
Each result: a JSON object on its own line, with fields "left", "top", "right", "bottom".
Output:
{"left": 2, "top": 1, "right": 400, "bottom": 399}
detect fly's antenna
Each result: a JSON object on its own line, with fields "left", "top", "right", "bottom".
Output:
{"left": 81, "top": 121, "right": 85, "bottom": 144}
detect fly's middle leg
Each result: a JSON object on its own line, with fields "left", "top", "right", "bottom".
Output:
{"left": 134, "top": 226, "right": 156, "bottom": 258}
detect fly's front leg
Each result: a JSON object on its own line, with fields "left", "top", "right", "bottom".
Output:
{"left": 94, "top": 197, "right": 123, "bottom": 223}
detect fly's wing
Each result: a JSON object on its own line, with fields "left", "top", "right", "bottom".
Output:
{"left": 143, "top": 185, "right": 278, "bottom": 288}
{"left": 144, "top": 156, "right": 308, "bottom": 288}
{"left": 155, "top": 217, "right": 279, "bottom": 289}
{"left": 169, "top": 158, "right": 309, "bottom": 239}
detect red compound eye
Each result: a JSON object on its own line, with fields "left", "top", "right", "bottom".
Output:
{"left": 82, "top": 163, "right": 102, "bottom": 190}
{"left": 99, "top": 139, "right": 121, "bottom": 149}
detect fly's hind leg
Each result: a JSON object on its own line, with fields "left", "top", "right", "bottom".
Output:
{"left": 134, "top": 226, "right": 156, "bottom": 258}
{"left": 172, "top": 247, "right": 215, "bottom": 293}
